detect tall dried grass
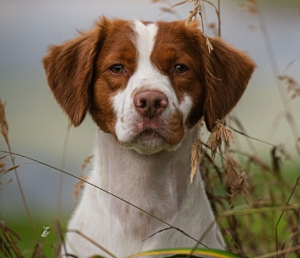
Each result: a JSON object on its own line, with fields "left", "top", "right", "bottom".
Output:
{"left": 1, "top": 0, "right": 300, "bottom": 257}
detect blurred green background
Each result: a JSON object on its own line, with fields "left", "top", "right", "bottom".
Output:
{"left": 0, "top": 0, "right": 300, "bottom": 256}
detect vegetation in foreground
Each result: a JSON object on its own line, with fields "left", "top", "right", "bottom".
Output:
{"left": 1, "top": 0, "right": 300, "bottom": 257}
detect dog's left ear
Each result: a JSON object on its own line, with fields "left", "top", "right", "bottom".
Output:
{"left": 203, "top": 37, "right": 256, "bottom": 131}
{"left": 42, "top": 18, "right": 109, "bottom": 126}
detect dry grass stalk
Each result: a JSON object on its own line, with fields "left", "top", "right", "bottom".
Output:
{"left": 208, "top": 22, "right": 218, "bottom": 37}
{"left": 185, "top": 0, "right": 214, "bottom": 53}
{"left": 57, "top": 121, "right": 72, "bottom": 222}
{"left": 190, "top": 120, "right": 205, "bottom": 183}
{"left": 152, "top": 0, "right": 215, "bottom": 53}
{"left": 248, "top": 154, "right": 271, "bottom": 172}
{"left": 0, "top": 99, "right": 9, "bottom": 147}
{"left": 0, "top": 100, "right": 13, "bottom": 191}
{"left": 151, "top": 0, "right": 168, "bottom": 2}
{"left": 32, "top": 243, "right": 44, "bottom": 258}
{"left": 190, "top": 139, "right": 201, "bottom": 183}
{"left": 72, "top": 175, "right": 88, "bottom": 203}
{"left": 160, "top": 7, "right": 180, "bottom": 18}
{"left": 0, "top": 161, "right": 12, "bottom": 191}
{"left": 1, "top": 150, "right": 203, "bottom": 246}
{"left": 3, "top": 165, "right": 20, "bottom": 174}
{"left": 0, "top": 221, "right": 24, "bottom": 258}
{"left": 239, "top": 0, "right": 258, "bottom": 13}
{"left": 296, "top": 138, "right": 300, "bottom": 157}
{"left": 208, "top": 119, "right": 234, "bottom": 159}
{"left": 67, "top": 229, "right": 118, "bottom": 258}
{"left": 0, "top": 101, "right": 12, "bottom": 191}
{"left": 186, "top": 0, "right": 202, "bottom": 25}
{"left": 271, "top": 145, "right": 291, "bottom": 176}
{"left": 72, "top": 154, "right": 94, "bottom": 203}
{"left": 204, "top": 35, "right": 214, "bottom": 54}
{"left": 224, "top": 152, "right": 250, "bottom": 208}
{"left": 0, "top": 98, "right": 39, "bottom": 241}
{"left": 278, "top": 75, "right": 300, "bottom": 100}
{"left": 0, "top": 161, "right": 5, "bottom": 168}
{"left": 81, "top": 154, "right": 94, "bottom": 172}
{"left": 152, "top": 0, "right": 183, "bottom": 20}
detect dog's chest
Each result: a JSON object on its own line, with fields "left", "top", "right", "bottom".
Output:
{"left": 66, "top": 130, "right": 200, "bottom": 256}
{"left": 97, "top": 134, "right": 192, "bottom": 235}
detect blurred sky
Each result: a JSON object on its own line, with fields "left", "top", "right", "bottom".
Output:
{"left": 0, "top": 0, "right": 300, "bottom": 222}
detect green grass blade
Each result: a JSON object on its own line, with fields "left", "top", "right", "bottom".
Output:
{"left": 127, "top": 248, "right": 240, "bottom": 258}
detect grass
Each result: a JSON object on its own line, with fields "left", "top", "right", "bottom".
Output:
{"left": 1, "top": 213, "right": 70, "bottom": 258}
{"left": 1, "top": 0, "right": 300, "bottom": 257}
{"left": 2, "top": 218, "right": 55, "bottom": 258}
{"left": 1, "top": 163, "right": 299, "bottom": 257}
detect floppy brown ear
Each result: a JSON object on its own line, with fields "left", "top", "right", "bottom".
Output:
{"left": 42, "top": 18, "right": 109, "bottom": 126}
{"left": 203, "top": 37, "right": 256, "bottom": 131}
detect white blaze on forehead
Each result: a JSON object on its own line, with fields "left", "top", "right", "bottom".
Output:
{"left": 113, "top": 21, "right": 160, "bottom": 123}
{"left": 133, "top": 20, "right": 158, "bottom": 68}
{"left": 128, "top": 20, "right": 176, "bottom": 98}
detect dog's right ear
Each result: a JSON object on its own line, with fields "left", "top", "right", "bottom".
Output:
{"left": 42, "top": 17, "right": 110, "bottom": 126}
{"left": 202, "top": 37, "right": 256, "bottom": 131}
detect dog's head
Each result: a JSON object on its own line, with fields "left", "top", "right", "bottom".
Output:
{"left": 43, "top": 17, "right": 255, "bottom": 154}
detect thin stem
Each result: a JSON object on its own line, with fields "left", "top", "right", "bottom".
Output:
{"left": 230, "top": 115, "right": 258, "bottom": 155}
{"left": 275, "top": 175, "right": 300, "bottom": 255}
{"left": 257, "top": 3, "right": 300, "bottom": 156}
{"left": 0, "top": 150, "right": 208, "bottom": 248}
{"left": 254, "top": 245, "right": 300, "bottom": 258}
{"left": 227, "top": 125, "right": 277, "bottom": 148}
{"left": 201, "top": 0, "right": 221, "bottom": 36}
{"left": 218, "top": 0, "right": 221, "bottom": 37}
{"left": 57, "top": 122, "right": 72, "bottom": 220}
{"left": 188, "top": 218, "right": 216, "bottom": 258}
{"left": 66, "top": 230, "right": 117, "bottom": 258}
{"left": 0, "top": 100, "right": 38, "bottom": 241}
{"left": 5, "top": 142, "right": 39, "bottom": 241}
{"left": 298, "top": 0, "right": 300, "bottom": 22}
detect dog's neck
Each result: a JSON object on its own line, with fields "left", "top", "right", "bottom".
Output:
{"left": 92, "top": 126, "right": 199, "bottom": 216}
{"left": 85, "top": 125, "right": 219, "bottom": 242}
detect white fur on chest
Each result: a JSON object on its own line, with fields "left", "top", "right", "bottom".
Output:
{"left": 63, "top": 128, "right": 224, "bottom": 257}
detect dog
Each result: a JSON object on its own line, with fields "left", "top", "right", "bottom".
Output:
{"left": 43, "top": 17, "right": 255, "bottom": 257}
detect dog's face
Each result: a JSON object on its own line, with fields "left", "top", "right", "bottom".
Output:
{"left": 43, "top": 18, "right": 255, "bottom": 154}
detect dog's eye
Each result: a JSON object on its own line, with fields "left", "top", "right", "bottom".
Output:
{"left": 174, "top": 64, "right": 188, "bottom": 74}
{"left": 110, "top": 65, "right": 125, "bottom": 74}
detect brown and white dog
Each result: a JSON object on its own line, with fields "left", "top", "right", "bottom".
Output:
{"left": 43, "top": 17, "right": 255, "bottom": 257}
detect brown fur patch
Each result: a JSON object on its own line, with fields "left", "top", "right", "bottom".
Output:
{"left": 202, "top": 36, "right": 256, "bottom": 130}
{"left": 89, "top": 19, "right": 137, "bottom": 134}
{"left": 42, "top": 17, "right": 111, "bottom": 126}
{"left": 152, "top": 20, "right": 255, "bottom": 131}
{"left": 165, "top": 109, "right": 185, "bottom": 145}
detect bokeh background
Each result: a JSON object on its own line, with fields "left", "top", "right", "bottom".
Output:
{"left": 1, "top": 0, "right": 300, "bottom": 255}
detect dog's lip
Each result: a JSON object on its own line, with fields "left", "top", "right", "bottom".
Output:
{"left": 137, "top": 128, "right": 162, "bottom": 140}
{"left": 136, "top": 118, "right": 162, "bottom": 131}
{"left": 135, "top": 119, "right": 165, "bottom": 139}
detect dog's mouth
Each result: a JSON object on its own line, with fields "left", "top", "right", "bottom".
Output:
{"left": 133, "top": 118, "right": 166, "bottom": 140}
{"left": 137, "top": 128, "right": 162, "bottom": 141}
{"left": 118, "top": 123, "right": 170, "bottom": 154}
{"left": 116, "top": 111, "right": 185, "bottom": 154}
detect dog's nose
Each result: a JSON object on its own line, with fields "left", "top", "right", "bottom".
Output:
{"left": 134, "top": 91, "right": 168, "bottom": 118}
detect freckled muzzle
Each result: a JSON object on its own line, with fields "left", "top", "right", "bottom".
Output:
{"left": 118, "top": 103, "right": 185, "bottom": 154}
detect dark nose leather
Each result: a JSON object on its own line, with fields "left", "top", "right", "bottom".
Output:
{"left": 134, "top": 91, "right": 168, "bottom": 118}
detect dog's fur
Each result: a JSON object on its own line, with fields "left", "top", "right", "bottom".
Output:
{"left": 43, "top": 17, "right": 255, "bottom": 257}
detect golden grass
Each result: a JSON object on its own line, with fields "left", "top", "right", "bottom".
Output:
{"left": 1, "top": 0, "right": 300, "bottom": 257}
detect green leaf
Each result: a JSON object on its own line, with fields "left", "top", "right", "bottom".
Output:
{"left": 127, "top": 248, "right": 240, "bottom": 258}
